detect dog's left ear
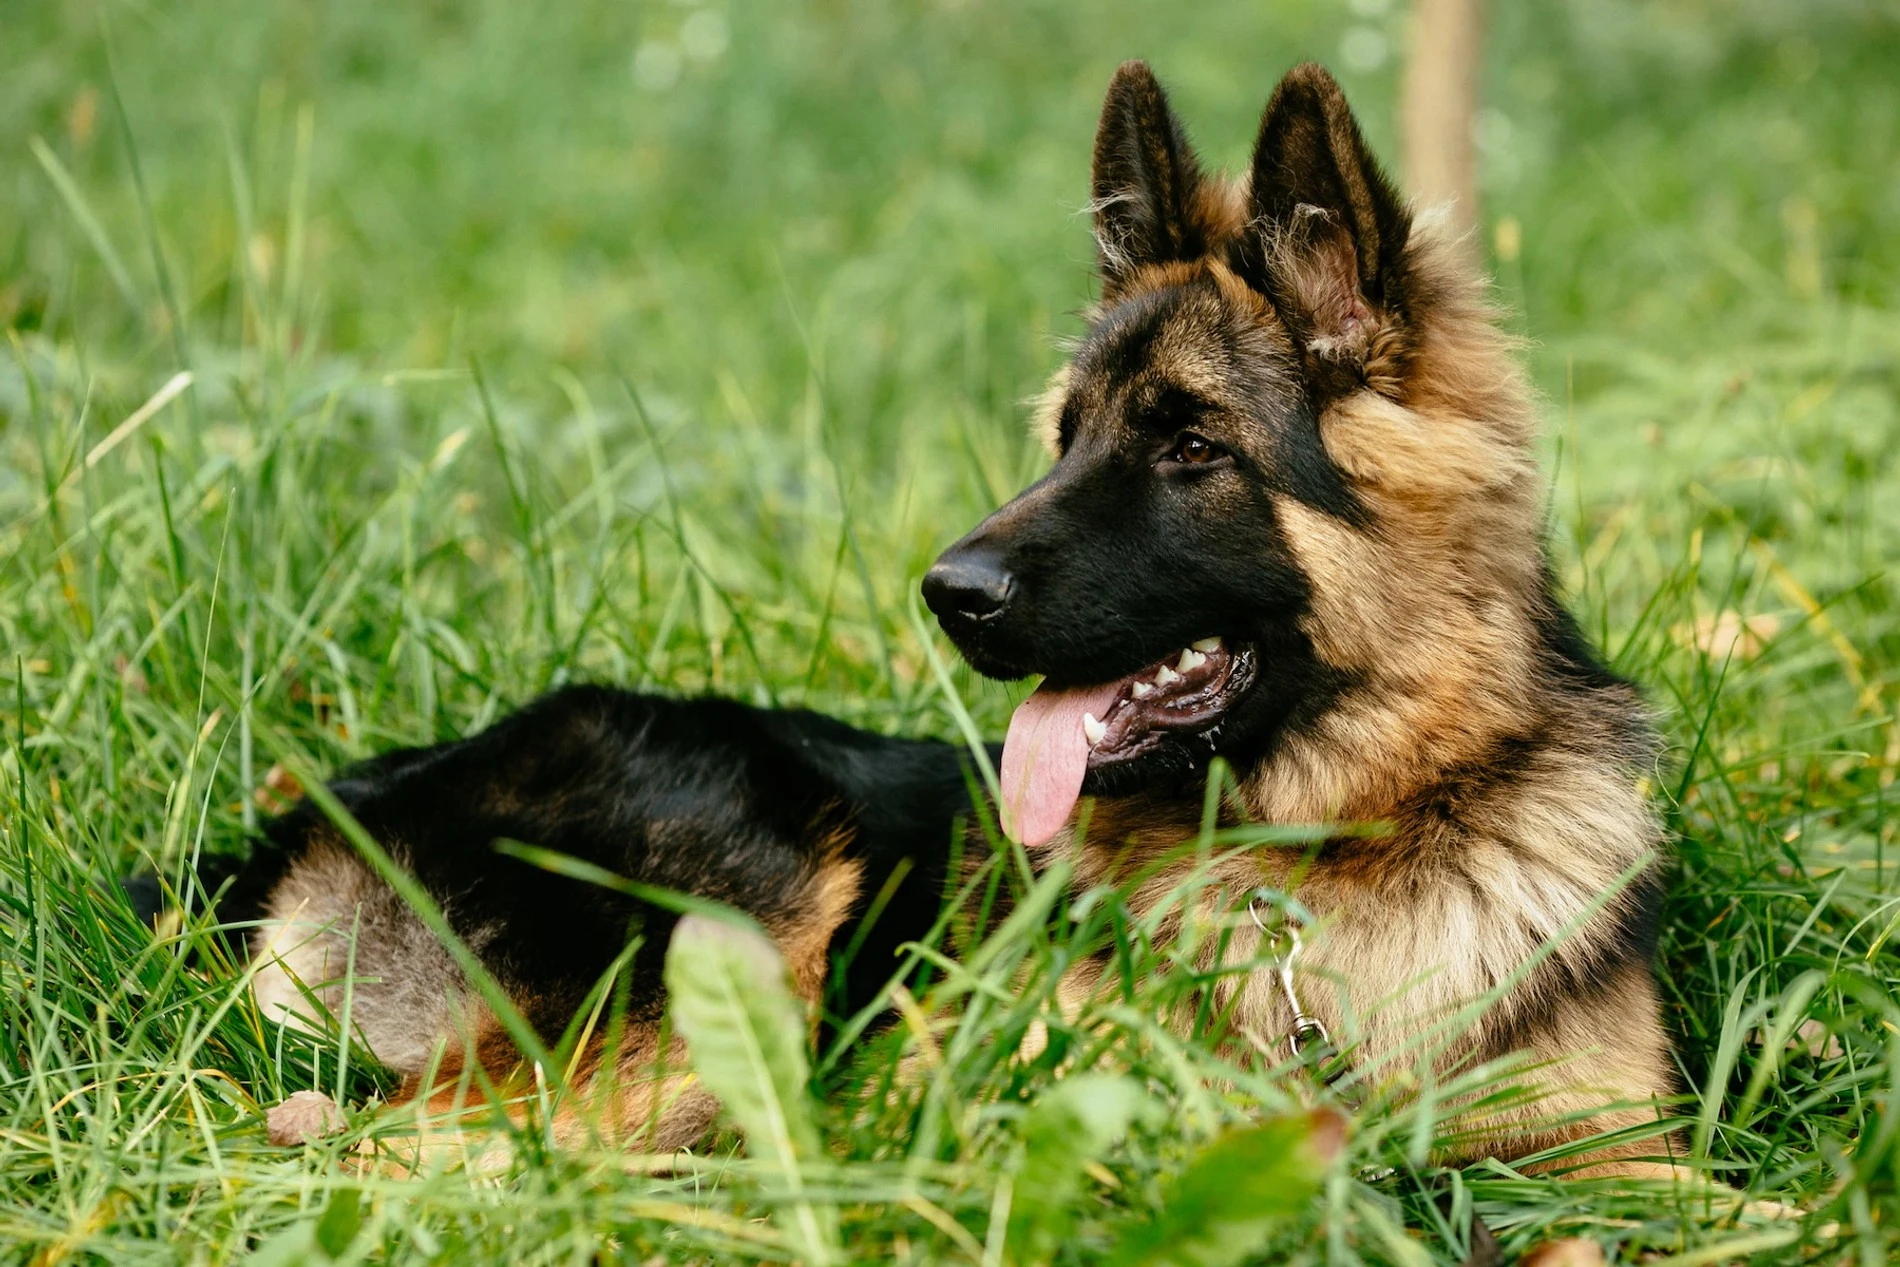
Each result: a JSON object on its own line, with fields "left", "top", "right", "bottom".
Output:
{"left": 1236, "top": 64, "right": 1411, "bottom": 373}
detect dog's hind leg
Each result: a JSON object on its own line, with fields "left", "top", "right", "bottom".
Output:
{"left": 364, "top": 844, "right": 864, "bottom": 1173}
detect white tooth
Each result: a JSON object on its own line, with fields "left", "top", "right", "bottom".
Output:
{"left": 1130, "top": 680, "right": 1156, "bottom": 699}
{"left": 1191, "top": 636, "right": 1223, "bottom": 653}
{"left": 1177, "top": 648, "right": 1207, "bottom": 672}
{"left": 1154, "top": 665, "right": 1181, "bottom": 687}
{"left": 1082, "top": 713, "right": 1107, "bottom": 747}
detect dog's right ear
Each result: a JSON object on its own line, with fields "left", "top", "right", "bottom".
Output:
{"left": 1090, "top": 60, "right": 1207, "bottom": 300}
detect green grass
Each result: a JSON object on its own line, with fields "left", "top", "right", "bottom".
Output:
{"left": 4, "top": 0, "right": 1899, "bottom": 1261}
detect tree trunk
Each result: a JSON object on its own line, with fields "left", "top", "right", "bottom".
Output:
{"left": 1400, "top": 0, "right": 1485, "bottom": 239}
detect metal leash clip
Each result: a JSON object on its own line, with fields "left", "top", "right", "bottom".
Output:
{"left": 1249, "top": 892, "right": 1338, "bottom": 1077}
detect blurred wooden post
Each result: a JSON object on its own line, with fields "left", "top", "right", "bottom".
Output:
{"left": 1400, "top": 0, "right": 1484, "bottom": 240}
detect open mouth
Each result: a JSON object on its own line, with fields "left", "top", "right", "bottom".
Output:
{"left": 1081, "top": 637, "right": 1255, "bottom": 769}
{"left": 999, "top": 636, "right": 1257, "bottom": 848}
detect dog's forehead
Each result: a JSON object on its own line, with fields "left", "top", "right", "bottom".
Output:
{"left": 1068, "top": 277, "right": 1296, "bottom": 417}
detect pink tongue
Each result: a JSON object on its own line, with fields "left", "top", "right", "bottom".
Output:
{"left": 1001, "top": 679, "right": 1125, "bottom": 847}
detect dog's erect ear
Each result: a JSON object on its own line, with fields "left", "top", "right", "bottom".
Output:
{"left": 1238, "top": 64, "right": 1411, "bottom": 366}
{"left": 1091, "top": 60, "right": 1207, "bottom": 299}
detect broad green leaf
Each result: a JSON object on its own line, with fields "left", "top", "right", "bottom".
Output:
{"left": 246, "top": 1225, "right": 318, "bottom": 1267}
{"left": 314, "top": 1185, "right": 362, "bottom": 1259}
{"left": 1104, "top": 1108, "right": 1347, "bottom": 1267}
{"left": 1007, "top": 1073, "right": 1152, "bottom": 1265}
{"left": 665, "top": 912, "right": 838, "bottom": 1265}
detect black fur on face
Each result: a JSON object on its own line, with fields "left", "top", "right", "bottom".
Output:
{"left": 924, "top": 60, "right": 1411, "bottom": 790}
{"left": 929, "top": 273, "right": 1362, "bottom": 788}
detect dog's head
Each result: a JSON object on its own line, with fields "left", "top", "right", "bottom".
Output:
{"left": 924, "top": 62, "right": 1544, "bottom": 844}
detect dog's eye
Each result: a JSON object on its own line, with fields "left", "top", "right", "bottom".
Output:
{"left": 1166, "top": 432, "right": 1225, "bottom": 466}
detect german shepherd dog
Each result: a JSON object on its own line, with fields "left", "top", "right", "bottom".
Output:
{"left": 201, "top": 62, "right": 1674, "bottom": 1173}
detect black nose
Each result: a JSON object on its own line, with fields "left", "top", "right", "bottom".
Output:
{"left": 922, "top": 548, "right": 1014, "bottom": 626}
